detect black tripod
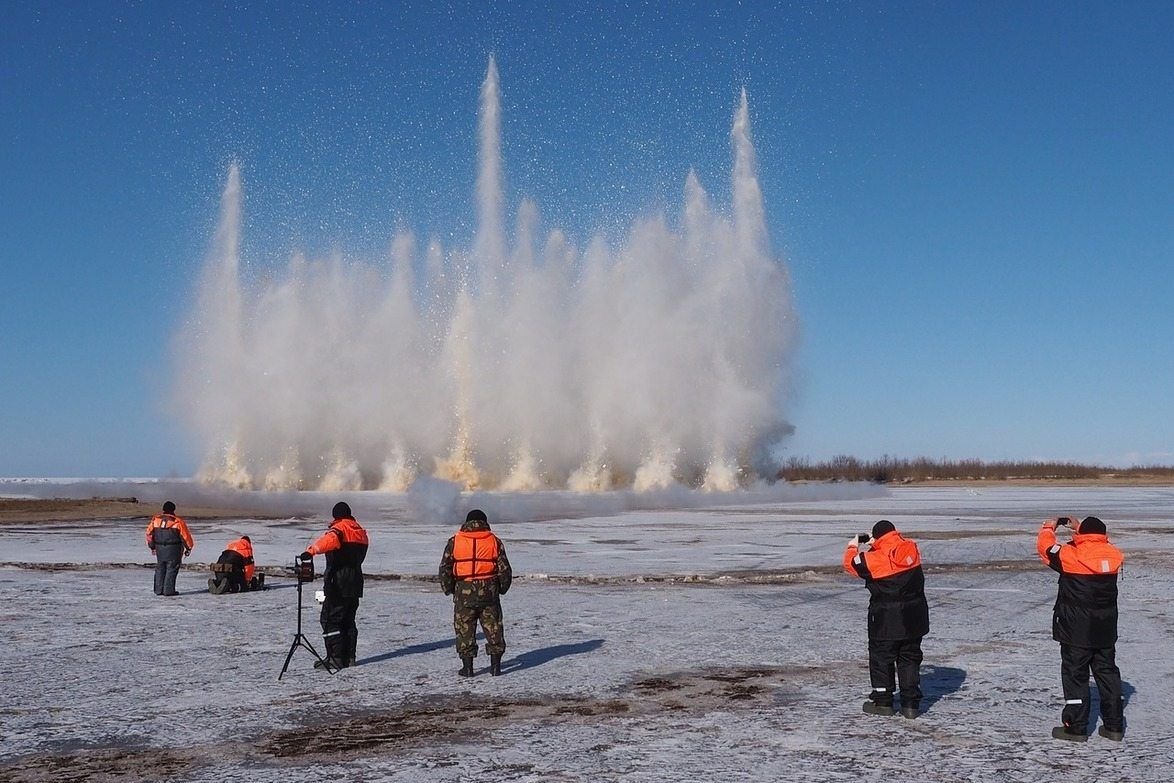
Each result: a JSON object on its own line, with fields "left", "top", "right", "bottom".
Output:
{"left": 278, "top": 566, "right": 335, "bottom": 679}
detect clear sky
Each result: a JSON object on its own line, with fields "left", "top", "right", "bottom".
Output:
{"left": 1, "top": 1, "right": 1171, "bottom": 477}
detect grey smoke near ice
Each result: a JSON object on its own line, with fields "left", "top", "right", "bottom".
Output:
{"left": 174, "top": 59, "right": 798, "bottom": 492}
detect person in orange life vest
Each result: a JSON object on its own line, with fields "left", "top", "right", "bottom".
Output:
{"left": 439, "top": 509, "right": 513, "bottom": 677}
{"left": 214, "top": 535, "right": 257, "bottom": 592}
{"left": 843, "top": 520, "right": 930, "bottom": 719}
{"left": 145, "top": 501, "right": 195, "bottom": 596}
{"left": 300, "top": 502, "right": 369, "bottom": 669}
{"left": 1037, "top": 515, "right": 1126, "bottom": 742}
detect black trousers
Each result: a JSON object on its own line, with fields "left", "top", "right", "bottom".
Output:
{"left": 320, "top": 597, "right": 360, "bottom": 663}
{"left": 216, "top": 551, "right": 247, "bottom": 592}
{"left": 153, "top": 544, "right": 183, "bottom": 596}
{"left": 1060, "top": 643, "right": 1124, "bottom": 732}
{"left": 868, "top": 637, "right": 923, "bottom": 706}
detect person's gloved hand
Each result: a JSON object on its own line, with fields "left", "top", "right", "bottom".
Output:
{"left": 1042, "top": 519, "right": 1058, "bottom": 531}
{"left": 298, "top": 551, "right": 312, "bottom": 562}
{"left": 857, "top": 533, "right": 872, "bottom": 545}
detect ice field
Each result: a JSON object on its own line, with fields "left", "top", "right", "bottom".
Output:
{"left": 1, "top": 483, "right": 1172, "bottom": 782}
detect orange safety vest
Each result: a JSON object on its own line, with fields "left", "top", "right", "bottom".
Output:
{"left": 307, "top": 517, "right": 370, "bottom": 554}
{"left": 1037, "top": 527, "right": 1124, "bottom": 575}
{"left": 453, "top": 530, "right": 499, "bottom": 580}
{"left": 843, "top": 531, "right": 922, "bottom": 579}
{"left": 224, "top": 537, "right": 255, "bottom": 581}
{"left": 145, "top": 513, "right": 194, "bottom": 549}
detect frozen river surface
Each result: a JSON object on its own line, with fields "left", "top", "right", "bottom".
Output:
{"left": 1, "top": 484, "right": 1171, "bottom": 781}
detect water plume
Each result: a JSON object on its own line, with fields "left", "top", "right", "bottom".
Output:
{"left": 176, "top": 61, "right": 798, "bottom": 492}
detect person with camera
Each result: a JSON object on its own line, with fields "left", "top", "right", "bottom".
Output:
{"left": 843, "top": 519, "right": 929, "bottom": 719}
{"left": 145, "top": 501, "right": 195, "bottom": 596}
{"left": 439, "top": 509, "right": 513, "bottom": 677}
{"left": 1037, "top": 515, "right": 1126, "bottom": 742}
{"left": 299, "top": 502, "right": 369, "bottom": 670}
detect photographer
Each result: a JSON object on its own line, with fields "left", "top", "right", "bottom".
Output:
{"left": 1037, "top": 516, "right": 1125, "bottom": 742}
{"left": 843, "top": 520, "right": 929, "bottom": 719}
{"left": 300, "top": 502, "right": 369, "bottom": 670}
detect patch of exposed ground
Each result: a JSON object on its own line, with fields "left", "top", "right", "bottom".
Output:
{"left": 0, "top": 666, "right": 802, "bottom": 781}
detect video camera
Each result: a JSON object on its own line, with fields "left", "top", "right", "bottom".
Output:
{"left": 286, "top": 554, "right": 315, "bottom": 584}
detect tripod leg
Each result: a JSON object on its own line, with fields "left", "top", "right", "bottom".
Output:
{"left": 278, "top": 573, "right": 337, "bottom": 678}
{"left": 278, "top": 636, "right": 300, "bottom": 680}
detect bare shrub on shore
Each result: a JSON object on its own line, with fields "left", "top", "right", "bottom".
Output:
{"left": 779, "top": 456, "right": 1174, "bottom": 484}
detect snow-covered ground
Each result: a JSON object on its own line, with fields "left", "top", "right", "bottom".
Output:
{"left": 1, "top": 484, "right": 1171, "bottom": 781}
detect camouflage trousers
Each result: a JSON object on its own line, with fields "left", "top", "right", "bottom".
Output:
{"left": 454, "top": 601, "right": 505, "bottom": 658}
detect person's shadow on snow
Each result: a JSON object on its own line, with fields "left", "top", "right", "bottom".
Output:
{"left": 502, "top": 639, "right": 605, "bottom": 673}
{"left": 1089, "top": 679, "right": 1135, "bottom": 729}
{"left": 919, "top": 665, "right": 967, "bottom": 712}
{"left": 359, "top": 638, "right": 458, "bottom": 666}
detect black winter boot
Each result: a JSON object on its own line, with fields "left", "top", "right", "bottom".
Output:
{"left": 862, "top": 701, "right": 895, "bottom": 717}
{"left": 1098, "top": 726, "right": 1124, "bottom": 741}
{"left": 490, "top": 654, "right": 502, "bottom": 676}
{"left": 1051, "top": 726, "right": 1088, "bottom": 742}
{"left": 459, "top": 657, "right": 474, "bottom": 677}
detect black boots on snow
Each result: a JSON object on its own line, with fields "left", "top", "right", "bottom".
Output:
{"left": 1051, "top": 726, "right": 1088, "bottom": 742}
{"left": 1098, "top": 726, "right": 1124, "bottom": 741}
{"left": 314, "top": 657, "right": 346, "bottom": 671}
{"left": 862, "top": 700, "right": 917, "bottom": 718}
{"left": 862, "top": 701, "right": 895, "bottom": 716}
{"left": 458, "top": 655, "right": 501, "bottom": 677}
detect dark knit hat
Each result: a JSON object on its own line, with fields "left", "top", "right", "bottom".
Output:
{"left": 871, "top": 519, "right": 896, "bottom": 539}
{"left": 241, "top": 535, "right": 250, "bottom": 543}
{"left": 466, "top": 508, "right": 488, "bottom": 523}
{"left": 1079, "top": 516, "right": 1106, "bottom": 535}
{"left": 162, "top": 501, "right": 176, "bottom": 514}
{"left": 332, "top": 501, "right": 352, "bottom": 519}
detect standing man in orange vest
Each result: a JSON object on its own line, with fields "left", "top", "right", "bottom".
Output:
{"left": 1037, "top": 515, "right": 1126, "bottom": 742}
{"left": 145, "top": 501, "right": 195, "bottom": 596}
{"left": 439, "top": 509, "right": 513, "bottom": 677}
{"left": 843, "top": 520, "right": 930, "bottom": 719}
{"left": 300, "top": 502, "right": 369, "bottom": 670}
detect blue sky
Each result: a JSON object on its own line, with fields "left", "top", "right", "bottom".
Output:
{"left": 1, "top": 1, "right": 1171, "bottom": 477}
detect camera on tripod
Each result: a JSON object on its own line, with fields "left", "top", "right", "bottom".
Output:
{"left": 277, "top": 552, "right": 332, "bottom": 679}
{"left": 287, "top": 554, "right": 315, "bottom": 583}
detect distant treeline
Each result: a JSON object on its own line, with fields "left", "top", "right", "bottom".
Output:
{"left": 779, "top": 456, "right": 1174, "bottom": 484}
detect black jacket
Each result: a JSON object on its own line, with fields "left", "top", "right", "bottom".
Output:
{"left": 1038, "top": 527, "right": 1123, "bottom": 648}
{"left": 846, "top": 532, "right": 930, "bottom": 641}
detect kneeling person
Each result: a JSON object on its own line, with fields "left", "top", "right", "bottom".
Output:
{"left": 209, "top": 535, "right": 263, "bottom": 593}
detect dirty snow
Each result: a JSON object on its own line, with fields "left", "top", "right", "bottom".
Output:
{"left": 1, "top": 484, "right": 1171, "bottom": 782}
